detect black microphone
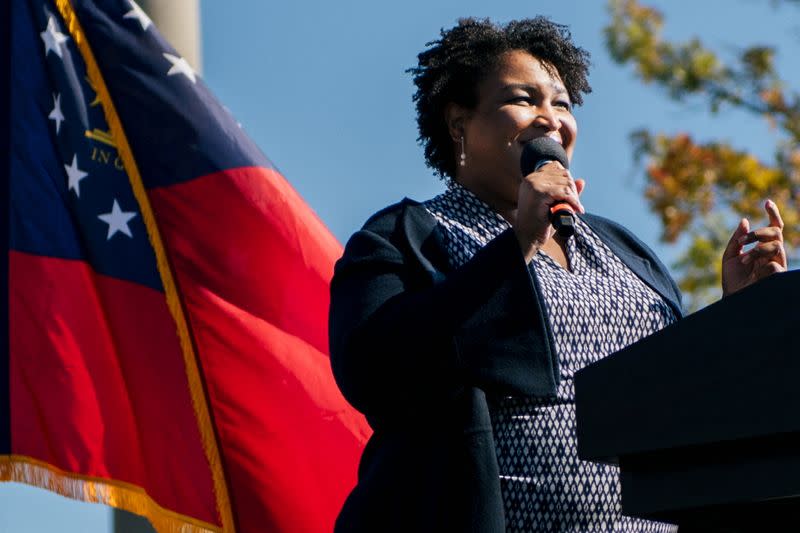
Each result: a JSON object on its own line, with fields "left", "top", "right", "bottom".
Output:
{"left": 520, "top": 137, "right": 575, "bottom": 239}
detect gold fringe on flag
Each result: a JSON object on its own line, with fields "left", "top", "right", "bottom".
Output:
{"left": 51, "top": 1, "right": 236, "bottom": 531}
{"left": 1, "top": 455, "right": 222, "bottom": 533}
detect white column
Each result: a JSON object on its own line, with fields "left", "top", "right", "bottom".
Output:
{"left": 137, "top": 0, "right": 202, "bottom": 73}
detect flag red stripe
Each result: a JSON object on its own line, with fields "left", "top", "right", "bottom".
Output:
{"left": 9, "top": 251, "right": 218, "bottom": 524}
{"left": 149, "top": 166, "right": 371, "bottom": 532}
{"left": 150, "top": 166, "right": 341, "bottom": 358}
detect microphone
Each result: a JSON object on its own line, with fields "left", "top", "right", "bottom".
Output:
{"left": 520, "top": 137, "right": 575, "bottom": 238}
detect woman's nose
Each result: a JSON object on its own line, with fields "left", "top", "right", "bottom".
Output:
{"left": 533, "top": 104, "right": 560, "bottom": 131}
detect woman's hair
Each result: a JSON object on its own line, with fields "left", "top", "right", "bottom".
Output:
{"left": 408, "top": 17, "right": 592, "bottom": 179}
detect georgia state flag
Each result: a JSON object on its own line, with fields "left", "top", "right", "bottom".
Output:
{"left": 6, "top": 1, "right": 370, "bottom": 531}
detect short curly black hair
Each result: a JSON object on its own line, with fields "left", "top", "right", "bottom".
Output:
{"left": 408, "top": 17, "right": 592, "bottom": 179}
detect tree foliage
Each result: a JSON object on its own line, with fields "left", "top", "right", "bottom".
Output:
{"left": 605, "top": 0, "right": 800, "bottom": 309}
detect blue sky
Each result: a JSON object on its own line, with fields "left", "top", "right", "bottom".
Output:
{"left": 203, "top": 0, "right": 797, "bottom": 267}
{"left": 3, "top": 0, "right": 798, "bottom": 530}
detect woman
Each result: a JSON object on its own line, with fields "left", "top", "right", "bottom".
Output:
{"left": 329, "top": 17, "right": 786, "bottom": 533}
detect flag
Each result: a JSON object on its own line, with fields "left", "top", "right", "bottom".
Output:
{"left": 5, "top": 0, "right": 371, "bottom": 531}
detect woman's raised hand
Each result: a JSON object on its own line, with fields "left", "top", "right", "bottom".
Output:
{"left": 513, "top": 161, "right": 585, "bottom": 263}
{"left": 721, "top": 199, "right": 787, "bottom": 296}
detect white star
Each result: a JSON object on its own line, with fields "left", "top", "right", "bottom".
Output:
{"left": 64, "top": 154, "right": 88, "bottom": 197}
{"left": 98, "top": 199, "right": 137, "bottom": 240}
{"left": 40, "top": 17, "right": 69, "bottom": 59}
{"left": 123, "top": 0, "right": 152, "bottom": 31}
{"left": 163, "top": 53, "right": 196, "bottom": 83}
{"left": 223, "top": 105, "right": 242, "bottom": 128}
{"left": 49, "top": 93, "right": 65, "bottom": 134}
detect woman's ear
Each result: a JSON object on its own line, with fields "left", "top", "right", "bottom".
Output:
{"left": 445, "top": 102, "right": 469, "bottom": 141}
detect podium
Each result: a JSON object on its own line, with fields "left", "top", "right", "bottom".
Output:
{"left": 574, "top": 271, "right": 800, "bottom": 530}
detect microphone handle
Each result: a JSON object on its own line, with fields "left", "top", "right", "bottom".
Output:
{"left": 533, "top": 160, "right": 576, "bottom": 238}
{"left": 550, "top": 204, "right": 575, "bottom": 238}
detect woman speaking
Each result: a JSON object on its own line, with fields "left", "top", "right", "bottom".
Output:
{"left": 328, "top": 17, "right": 786, "bottom": 533}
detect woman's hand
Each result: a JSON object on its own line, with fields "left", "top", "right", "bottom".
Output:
{"left": 722, "top": 199, "right": 787, "bottom": 297}
{"left": 514, "top": 162, "right": 585, "bottom": 263}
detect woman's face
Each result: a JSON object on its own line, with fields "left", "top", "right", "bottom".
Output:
{"left": 453, "top": 50, "right": 578, "bottom": 212}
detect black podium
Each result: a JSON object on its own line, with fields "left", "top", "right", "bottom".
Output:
{"left": 575, "top": 271, "right": 800, "bottom": 531}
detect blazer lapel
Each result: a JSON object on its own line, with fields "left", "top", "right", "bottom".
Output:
{"left": 400, "top": 199, "right": 453, "bottom": 279}
{"left": 579, "top": 214, "right": 683, "bottom": 318}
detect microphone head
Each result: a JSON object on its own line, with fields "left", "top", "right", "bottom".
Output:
{"left": 520, "top": 137, "right": 569, "bottom": 175}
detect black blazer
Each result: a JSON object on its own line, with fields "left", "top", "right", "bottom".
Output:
{"left": 329, "top": 198, "right": 683, "bottom": 533}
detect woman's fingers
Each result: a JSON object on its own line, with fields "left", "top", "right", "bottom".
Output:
{"left": 759, "top": 261, "right": 785, "bottom": 276}
{"left": 766, "top": 199, "right": 784, "bottom": 230}
{"left": 515, "top": 167, "right": 585, "bottom": 257}
{"left": 723, "top": 218, "right": 750, "bottom": 261}
{"left": 740, "top": 240, "right": 785, "bottom": 265}
{"left": 523, "top": 169, "right": 584, "bottom": 214}
{"left": 736, "top": 200, "right": 787, "bottom": 269}
{"left": 544, "top": 174, "right": 584, "bottom": 213}
{"left": 738, "top": 225, "right": 783, "bottom": 245}
{"left": 550, "top": 179, "right": 584, "bottom": 213}
{"left": 721, "top": 200, "right": 787, "bottom": 294}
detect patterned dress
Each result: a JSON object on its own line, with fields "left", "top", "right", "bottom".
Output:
{"left": 424, "top": 182, "right": 678, "bottom": 533}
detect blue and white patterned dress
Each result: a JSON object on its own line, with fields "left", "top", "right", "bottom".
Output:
{"left": 424, "top": 182, "right": 678, "bottom": 533}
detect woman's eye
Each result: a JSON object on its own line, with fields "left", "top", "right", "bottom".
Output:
{"left": 509, "top": 96, "right": 533, "bottom": 105}
{"left": 554, "top": 100, "right": 572, "bottom": 111}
